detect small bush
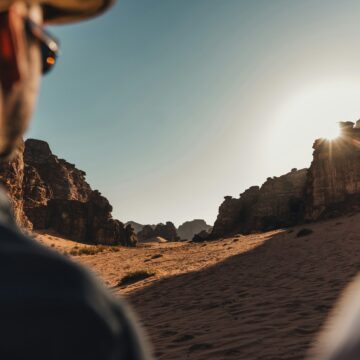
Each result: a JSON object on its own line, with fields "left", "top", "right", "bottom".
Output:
{"left": 118, "top": 270, "right": 156, "bottom": 286}
{"left": 296, "top": 228, "right": 313, "bottom": 238}
{"left": 151, "top": 254, "right": 163, "bottom": 259}
{"left": 70, "top": 246, "right": 107, "bottom": 256}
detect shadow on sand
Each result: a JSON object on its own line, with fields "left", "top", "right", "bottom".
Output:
{"left": 130, "top": 217, "right": 360, "bottom": 360}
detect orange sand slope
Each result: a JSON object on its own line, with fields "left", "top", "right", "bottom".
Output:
{"left": 37, "top": 214, "right": 360, "bottom": 360}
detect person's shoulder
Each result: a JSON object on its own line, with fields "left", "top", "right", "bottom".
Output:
{"left": 0, "top": 225, "right": 102, "bottom": 300}
{"left": 0, "top": 226, "right": 153, "bottom": 359}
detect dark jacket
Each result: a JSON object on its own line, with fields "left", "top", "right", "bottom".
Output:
{"left": 0, "top": 195, "right": 151, "bottom": 360}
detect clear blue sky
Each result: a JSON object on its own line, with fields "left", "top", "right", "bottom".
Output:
{"left": 28, "top": 0, "right": 360, "bottom": 226}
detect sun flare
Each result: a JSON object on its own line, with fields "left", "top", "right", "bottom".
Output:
{"left": 323, "top": 122, "right": 341, "bottom": 141}
{"left": 266, "top": 80, "right": 360, "bottom": 172}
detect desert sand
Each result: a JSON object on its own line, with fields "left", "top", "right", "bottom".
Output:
{"left": 36, "top": 213, "right": 360, "bottom": 360}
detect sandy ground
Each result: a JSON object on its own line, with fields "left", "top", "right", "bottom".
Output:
{"left": 36, "top": 214, "right": 360, "bottom": 360}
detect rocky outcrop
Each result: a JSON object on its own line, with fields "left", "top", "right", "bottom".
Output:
{"left": 177, "top": 219, "right": 212, "bottom": 240}
{"left": 0, "top": 142, "right": 32, "bottom": 229}
{"left": 24, "top": 139, "right": 92, "bottom": 202}
{"left": 211, "top": 121, "right": 360, "bottom": 239}
{"left": 305, "top": 121, "right": 360, "bottom": 220}
{"left": 137, "top": 221, "right": 179, "bottom": 242}
{"left": 212, "top": 169, "right": 308, "bottom": 238}
{"left": 192, "top": 229, "right": 212, "bottom": 243}
{"left": 0, "top": 139, "right": 136, "bottom": 246}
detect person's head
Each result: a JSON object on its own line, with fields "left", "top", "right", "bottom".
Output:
{"left": 0, "top": 0, "right": 114, "bottom": 159}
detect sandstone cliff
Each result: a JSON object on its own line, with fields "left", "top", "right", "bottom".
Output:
{"left": 211, "top": 169, "right": 308, "bottom": 238}
{"left": 0, "top": 142, "right": 32, "bottom": 229}
{"left": 305, "top": 121, "right": 360, "bottom": 220}
{"left": 211, "top": 121, "right": 360, "bottom": 239}
{"left": 0, "top": 139, "right": 136, "bottom": 246}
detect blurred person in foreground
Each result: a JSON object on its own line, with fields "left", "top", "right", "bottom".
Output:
{"left": 309, "top": 274, "right": 360, "bottom": 360}
{"left": 0, "top": 1, "right": 151, "bottom": 359}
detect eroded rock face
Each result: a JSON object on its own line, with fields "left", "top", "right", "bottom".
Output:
{"left": 24, "top": 139, "right": 92, "bottom": 202}
{"left": 192, "top": 229, "right": 212, "bottom": 243}
{"left": 212, "top": 169, "right": 308, "bottom": 238}
{"left": 177, "top": 219, "right": 212, "bottom": 240}
{"left": 138, "top": 221, "right": 179, "bottom": 242}
{"left": 0, "top": 139, "right": 136, "bottom": 246}
{"left": 305, "top": 121, "right": 360, "bottom": 220}
{"left": 0, "top": 142, "right": 32, "bottom": 229}
{"left": 211, "top": 121, "right": 360, "bottom": 238}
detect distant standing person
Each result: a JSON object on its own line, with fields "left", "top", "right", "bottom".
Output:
{"left": 0, "top": 0, "right": 151, "bottom": 358}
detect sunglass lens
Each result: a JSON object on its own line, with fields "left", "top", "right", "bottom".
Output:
{"left": 41, "top": 43, "right": 56, "bottom": 74}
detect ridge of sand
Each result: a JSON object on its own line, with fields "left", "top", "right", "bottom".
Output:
{"left": 36, "top": 213, "right": 360, "bottom": 359}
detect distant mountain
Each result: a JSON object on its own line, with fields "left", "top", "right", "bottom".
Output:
{"left": 125, "top": 221, "right": 146, "bottom": 233}
{"left": 138, "top": 222, "right": 179, "bottom": 242}
{"left": 127, "top": 219, "right": 213, "bottom": 241}
{"left": 177, "top": 219, "right": 212, "bottom": 240}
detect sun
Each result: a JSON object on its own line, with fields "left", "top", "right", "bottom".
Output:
{"left": 323, "top": 122, "right": 341, "bottom": 141}
{"left": 266, "top": 80, "right": 360, "bottom": 171}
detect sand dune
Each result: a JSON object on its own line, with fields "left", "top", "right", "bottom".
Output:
{"left": 36, "top": 213, "right": 360, "bottom": 359}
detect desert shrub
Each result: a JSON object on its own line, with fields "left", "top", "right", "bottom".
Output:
{"left": 70, "top": 245, "right": 107, "bottom": 256}
{"left": 296, "top": 228, "right": 313, "bottom": 237}
{"left": 118, "top": 270, "right": 156, "bottom": 286}
{"left": 151, "top": 254, "right": 163, "bottom": 259}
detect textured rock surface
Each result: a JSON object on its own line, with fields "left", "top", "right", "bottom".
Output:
{"left": 177, "top": 219, "right": 212, "bottom": 240}
{"left": 24, "top": 139, "right": 92, "bottom": 202}
{"left": 0, "top": 142, "right": 32, "bottom": 229}
{"left": 212, "top": 121, "right": 360, "bottom": 238}
{"left": 212, "top": 169, "right": 308, "bottom": 238}
{"left": 305, "top": 121, "right": 360, "bottom": 220}
{"left": 138, "top": 221, "right": 179, "bottom": 242}
{"left": 0, "top": 139, "right": 136, "bottom": 246}
{"left": 192, "top": 229, "right": 212, "bottom": 243}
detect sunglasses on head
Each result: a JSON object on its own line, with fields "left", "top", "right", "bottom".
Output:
{"left": 25, "top": 18, "right": 59, "bottom": 75}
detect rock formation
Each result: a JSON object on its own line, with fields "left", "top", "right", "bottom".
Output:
{"left": 137, "top": 221, "right": 179, "bottom": 242}
{"left": 177, "top": 219, "right": 212, "bottom": 240}
{"left": 192, "top": 229, "right": 213, "bottom": 243}
{"left": 211, "top": 169, "right": 307, "bottom": 238}
{"left": 211, "top": 121, "right": 360, "bottom": 239}
{"left": 0, "top": 142, "right": 32, "bottom": 229}
{"left": 0, "top": 139, "right": 137, "bottom": 246}
{"left": 305, "top": 121, "right": 360, "bottom": 220}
